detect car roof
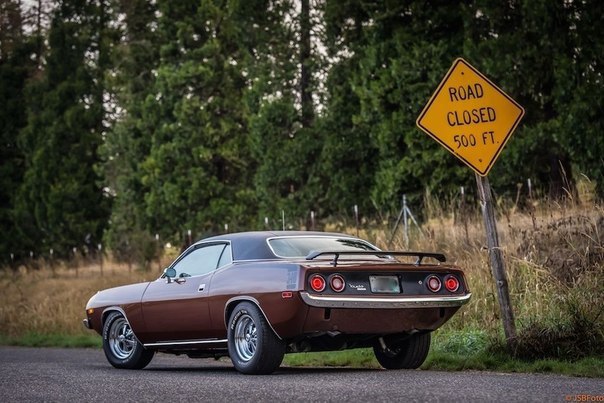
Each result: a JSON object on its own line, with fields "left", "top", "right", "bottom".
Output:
{"left": 198, "top": 231, "right": 358, "bottom": 261}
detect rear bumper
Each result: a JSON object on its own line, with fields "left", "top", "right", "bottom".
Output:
{"left": 299, "top": 292, "right": 471, "bottom": 309}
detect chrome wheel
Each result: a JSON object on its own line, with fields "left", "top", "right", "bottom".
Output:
{"left": 233, "top": 314, "right": 257, "bottom": 362}
{"left": 102, "top": 312, "right": 154, "bottom": 369}
{"left": 227, "top": 302, "right": 285, "bottom": 374}
{"left": 108, "top": 317, "right": 136, "bottom": 360}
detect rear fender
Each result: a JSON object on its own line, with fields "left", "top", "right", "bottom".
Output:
{"left": 224, "top": 296, "right": 282, "bottom": 340}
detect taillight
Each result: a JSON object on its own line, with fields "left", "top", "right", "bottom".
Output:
{"left": 426, "top": 275, "right": 441, "bottom": 292}
{"left": 309, "top": 274, "right": 326, "bottom": 292}
{"left": 329, "top": 274, "right": 345, "bottom": 292}
{"left": 444, "top": 275, "right": 460, "bottom": 292}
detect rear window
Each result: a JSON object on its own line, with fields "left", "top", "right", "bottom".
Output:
{"left": 268, "top": 236, "right": 378, "bottom": 258}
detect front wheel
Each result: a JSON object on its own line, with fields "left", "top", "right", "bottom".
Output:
{"left": 102, "top": 311, "right": 154, "bottom": 369}
{"left": 373, "top": 332, "right": 431, "bottom": 369}
{"left": 227, "top": 302, "right": 285, "bottom": 374}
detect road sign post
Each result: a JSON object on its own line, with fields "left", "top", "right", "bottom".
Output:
{"left": 417, "top": 58, "right": 524, "bottom": 348}
{"left": 475, "top": 173, "right": 517, "bottom": 343}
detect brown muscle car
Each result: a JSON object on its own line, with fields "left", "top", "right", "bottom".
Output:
{"left": 83, "top": 231, "right": 471, "bottom": 374}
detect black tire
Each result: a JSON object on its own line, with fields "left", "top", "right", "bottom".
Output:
{"left": 102, "top": 311, "right": 154, "bottom": 369}
{"left": 227, "top": 302, "right": 285, "bottom": 375}
{"left": 373, "top": 332, "right": 431, "bottom": 369}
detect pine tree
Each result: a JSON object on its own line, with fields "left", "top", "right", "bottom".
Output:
{"left": 139, "top": 0, "right": 260, "bottom": 239}
{"left": 0, "top": 0, "right": 34, "bottom": 264}
{"left": 464, "top": 0, "right": 604, "bottom": 197}
{"left": 308, "top": 0, "right": 378, "bottom": 218}
{"left": 15, "top": 0, "right": 111, "bottom": 258}
{"left": 100, "top": 0, "right": 160, "bottom": 265}
{"left": 247, "top": 0, "right": 323, "bottom": 224}
{"left": 325, "top": 1, "right": 472, "bottom": 213}
{"left": 560, "top": 0, "right": 604, "bottom": 197}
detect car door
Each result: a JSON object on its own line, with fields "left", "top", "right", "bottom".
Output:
{"left": 139, "top": 242, "right": 229, "bottom": 343}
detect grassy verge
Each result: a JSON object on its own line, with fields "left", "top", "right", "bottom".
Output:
{"left": 423, "top": 351, "right": 604, "bottom": 378}
{"left": 283, "top": 329, "right": 604, "bottom": 378}
{"left": 283, "top": 350, "right": 604, "bottom": 378}
{"left": 424, "top": 330, "right": 604, "bottom": 377}
{"left": 0, "top": 332, "right": 101, "bottom": 348}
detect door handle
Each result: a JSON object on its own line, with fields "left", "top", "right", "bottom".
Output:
{"left": 175, "top": 277, "right": 186, "bottom": 284}
{"left": 198, "top": 283, "right": 206, "bottom": 292}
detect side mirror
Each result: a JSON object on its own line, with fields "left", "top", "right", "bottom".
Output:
{"left": 163, "top": 267, "right": 177, "bottom": 283}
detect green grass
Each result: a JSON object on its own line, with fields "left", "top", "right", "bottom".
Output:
{"left": 0, "top": 332, "right": 101, "bottom": 348}
{"left": 282, "top": 348, "right": 604, "bottom": 377}
{"left": 423, "top": 351, "right": 604, "bottom": 378}
{"left": 285, "top": 329, "right": 604, "bottom": 378}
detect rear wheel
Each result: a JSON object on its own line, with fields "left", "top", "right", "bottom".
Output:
{"left": 227, "top": 302, "right": 285, "bottom": 374}
{"left": 102, "top": 311, "right": 154, "bottom": 369}
{"left": 373, "top": 332, "right": 431, "bottom": 369}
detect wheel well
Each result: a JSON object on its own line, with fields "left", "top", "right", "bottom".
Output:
{"left": 224, "top": 302, "right": 237, "bottom": 326}
{"left": 224, "top": 298, "right": 258, "bottom": 326}
{"left": 101, "top": 308, "right": 125, "bottom": 327}
{"left": 224, "top": 297, "right": 282, "bottom": 340}
{"left": 101, "top": 309, "right": 115, "bottom": 326}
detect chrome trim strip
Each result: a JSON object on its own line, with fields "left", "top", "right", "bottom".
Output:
{"left": 231, "top": 258, "right": 283, "bottom": 263}
{"left": 144, "top": 339, "right": 228, "bottom": 348}
{"left": 299, "top": 292, "right": 472, "bottom": 309}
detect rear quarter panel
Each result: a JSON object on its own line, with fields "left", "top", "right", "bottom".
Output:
{"left": 207, "top": 261, "right": 308, "bottom": 338}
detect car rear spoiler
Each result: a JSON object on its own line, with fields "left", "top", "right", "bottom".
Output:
{"left": 305, "top": 251, "right": 446, "bottom": 267}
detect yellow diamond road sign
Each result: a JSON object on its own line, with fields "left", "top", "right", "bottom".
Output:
{"left": 416, "top": 58, "right": 525, "bottom": 176}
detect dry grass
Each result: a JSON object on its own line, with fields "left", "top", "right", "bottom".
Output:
{"left": 1, "top": 196, "right": 602, "bottom": 359}
{"left": 0, "top": 261, "right": 162, "bottom": 338}
{"left": 409, "top": 198, "right": 604, "bottom": 337}
{"left": 326, "top": 192, "right": 603, "bottom": 357}
{"left": 382, "top": 194, "right": 604, "bottom": 359}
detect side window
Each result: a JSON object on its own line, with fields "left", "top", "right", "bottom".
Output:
{"left": 172, "top": 243, "right": 227, "bottom": 278}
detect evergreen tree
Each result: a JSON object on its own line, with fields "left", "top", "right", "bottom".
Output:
{"left": 465, "top": 0, "right": 568, "bottom": 197}
{"left": 247, "top": 0, "right": 323, "bottom": 224}
{"left": 555, "top": 0, "right": 604, "bottom": 197}
{"left": 334, "top": 1, "right": 472, "bottom": 213}
{"left": 100, "top": 0, "right": 160, "bottom": 264}
{"left": 465, "top": 0, "right": 604, "bottom": 197}
{"left": 15, "top": 0, "right": 111, "bottom": 258}
{"left": 309, "top": 0, "right": 378, "bottom": 218}
{"left": 0, "top": 0, "right": 33, "bottom": 263}
{"left": 139, "top": 0, "right": 260, "bottom": 239}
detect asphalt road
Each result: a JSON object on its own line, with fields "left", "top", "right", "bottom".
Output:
{"left": 0, "top": 347, "right": 602, "bottom": 402}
